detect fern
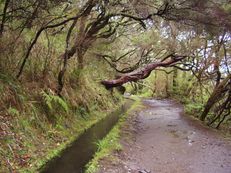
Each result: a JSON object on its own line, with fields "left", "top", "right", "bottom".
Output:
{"left": 53, "top": 96, "right": 69, "bottom": 112}
{"left": 41, "top": 91, "right": 53, "bottom": 110}
{"left": 41, "top": 91, "right": 69, "bottom": 112}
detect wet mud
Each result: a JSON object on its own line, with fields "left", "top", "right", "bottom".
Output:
{"left": 98, "top": 99, "right": 231, "bottom": 173}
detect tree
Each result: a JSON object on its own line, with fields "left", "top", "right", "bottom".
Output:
{"left": 1, "top": 0, "right": 230, "bottom": 124}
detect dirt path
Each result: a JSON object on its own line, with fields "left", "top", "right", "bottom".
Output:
{"left": 97, "top": 99, "right": 231, "bottom": 173}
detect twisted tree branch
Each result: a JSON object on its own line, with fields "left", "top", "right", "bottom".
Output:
{"left": 101, "top": 55, "right": 187, "bottom": 89}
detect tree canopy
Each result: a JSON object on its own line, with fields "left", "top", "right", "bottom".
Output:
{"left": 1, "top": 0, "right": 230, "bottom": 125}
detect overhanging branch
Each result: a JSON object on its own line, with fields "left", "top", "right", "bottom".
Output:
{"left": 101, "top": 54, "right": 188, "bottom": 89}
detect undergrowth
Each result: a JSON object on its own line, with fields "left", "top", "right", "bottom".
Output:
{"left": 0, "top": 57, "right": 123, "bottom": 172}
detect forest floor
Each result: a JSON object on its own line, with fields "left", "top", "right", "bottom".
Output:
{"left": 97, "top": 99, "right": 231, "bottom": 173}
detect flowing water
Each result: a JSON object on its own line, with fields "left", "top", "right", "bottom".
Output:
{"left": 41, "top": 100, "right": 133, "bottom": 173}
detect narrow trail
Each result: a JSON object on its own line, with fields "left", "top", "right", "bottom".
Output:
{"left": 98, "top": 99, "right": 231, "bottom": 173}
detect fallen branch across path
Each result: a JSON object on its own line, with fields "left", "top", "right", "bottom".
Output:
{"left": 101, "top": 54, "right": 188, "bottom": 89}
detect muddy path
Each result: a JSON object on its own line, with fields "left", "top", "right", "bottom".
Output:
{"left": 97, "top": 99, "right": 231, "bottom": 173}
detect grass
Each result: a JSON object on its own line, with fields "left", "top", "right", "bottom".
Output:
{"left": 0, "top": 63, "right": 124, "bottom": 173}
{"left": 25, "top": 97, "right": 126, "bottom": 173}
{"left": 0, "top": 25, "right": 126, "bottom": 173}
{"left": 2, "top": 102, "right": 124, "bottom": 173}
{"left": 84, "top": 96, "right": 142, "bottom": 173}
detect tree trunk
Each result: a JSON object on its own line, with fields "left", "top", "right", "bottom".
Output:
{"left": 77, "top": 51, "right": 84, "bottom": 71}
{"left": 200, "top": 74, "right": 231, "bottom": 121}
{"left": 0, "top": 0, "right": 10, "bottom": 36}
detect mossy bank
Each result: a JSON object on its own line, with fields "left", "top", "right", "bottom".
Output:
{"left": 0, "top": 56, "right": 123, "bottom": 172}
{"left": 85, "top": 96, "right": 143, "bottom": 173}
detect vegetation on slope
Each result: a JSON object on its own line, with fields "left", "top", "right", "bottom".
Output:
{"left": 0, "top": 0, "right": 230, "bottom": 172}
{"left": 0, "top": 65, "right": 123, "bottom": 172}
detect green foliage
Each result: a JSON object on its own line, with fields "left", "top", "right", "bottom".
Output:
{"left": 223, "top": 3, "right": 231, "bottom": 13}
{"left": 41, "top": 91, "right": 69, "bottom": 113}
{"left": 87, "top": 127, "right": 123, "bottom": 173}
{"left": 95, "top": 128, "right": 122, "bottom": 153}
{"left": 76, "top": 106, "right": 89, "bottom": 119}
{"left": 139, "top": 89, "right": 153, "bottom": 98}
{"left": 85, "top": 98, "right": 142, "bottom": 173}
{"left": 0, "top": 53, "right": 123, "bottom": 172}
{"left": 7, "top": 107, "right": 20, "bottom": 116}
{"left": 185, "top": 102, "right": 204, "bottom": 116}
{"left": 85, "top": 117, "right": 122, "bottom": 173}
